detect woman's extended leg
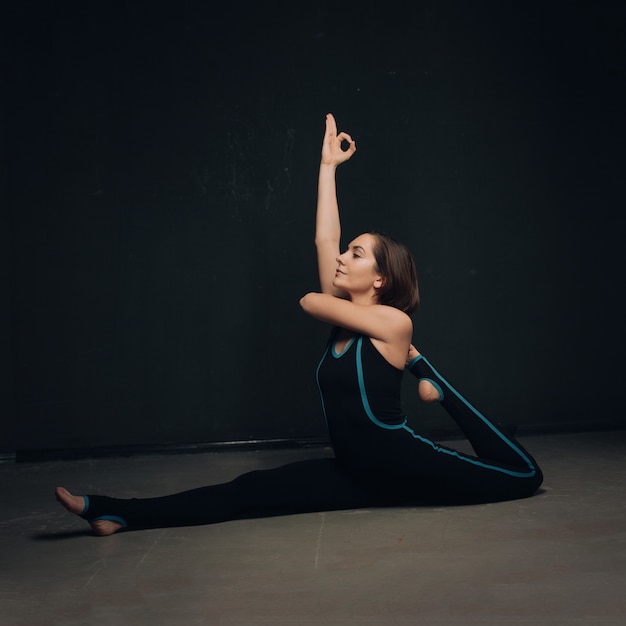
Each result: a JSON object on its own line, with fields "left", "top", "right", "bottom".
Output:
{"left": 56, "top": 458, "right": 396, "bottom": 534}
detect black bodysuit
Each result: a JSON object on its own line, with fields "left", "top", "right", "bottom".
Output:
{"left": 79, "top": 330, "right": 543, "bottom": 530}
{"left": 317, "top": 330, "right": 541, "bottom": 503}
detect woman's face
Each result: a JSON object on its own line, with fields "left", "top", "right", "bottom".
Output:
{"left": 333, "top": 233, "right": 384, "bottom": 297}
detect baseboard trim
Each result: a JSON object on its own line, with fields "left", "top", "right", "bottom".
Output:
{"left": 12, "top": 422, "right": 626, "bottom": 463}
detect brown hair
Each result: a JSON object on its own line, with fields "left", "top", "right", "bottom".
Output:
{"left": 368, "top": 231, "right": 420, "bottom": 315}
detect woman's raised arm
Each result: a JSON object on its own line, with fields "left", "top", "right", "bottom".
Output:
{"left": 315, "top": 113, "right": 356, "bottom": 295}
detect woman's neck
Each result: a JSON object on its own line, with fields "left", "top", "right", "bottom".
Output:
{"left": 347, "top": 291, "right": 379, "bottom": 307}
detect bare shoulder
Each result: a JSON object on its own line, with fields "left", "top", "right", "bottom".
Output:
{"left": 368, "top": 306, "right": 412, "bottom": 369}
{"left": 374, "top": 304, "right": 413, "bottom": 336}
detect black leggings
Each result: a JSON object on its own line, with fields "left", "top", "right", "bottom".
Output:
{"left": 81, "top": 356, "right": 543, "bottom": 530}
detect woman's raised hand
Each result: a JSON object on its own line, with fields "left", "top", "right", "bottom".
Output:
{"left": 321, "top": 113, "right": 356, "bottom": 166}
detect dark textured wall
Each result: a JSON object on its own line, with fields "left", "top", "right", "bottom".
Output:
{"left": 4, "top": 1, "right": 626, "bottom": 455}
{"left": 2, "top": 73, "right": 15, "bottom": 454}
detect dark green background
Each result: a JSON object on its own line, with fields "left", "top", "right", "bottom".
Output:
{"left": 3, "top": 1, "right": 625, "bottom": 456}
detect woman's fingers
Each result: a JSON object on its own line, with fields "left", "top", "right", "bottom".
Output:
{"left": 336, "top": 131, "right": 353, "bottom": 144}
{"left": 322, "top": 114, "right": 356, "bottom": 163}
{"left": 336, "top": 131, "right": 356, "bottom": 154}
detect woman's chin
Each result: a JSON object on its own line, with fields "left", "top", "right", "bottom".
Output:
{"left": 333, "top": 281, "right": 349, "bottom": 295}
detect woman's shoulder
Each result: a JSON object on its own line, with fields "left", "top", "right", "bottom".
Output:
{"left": 374, "top": 304, "right": 413, "bottom": 334}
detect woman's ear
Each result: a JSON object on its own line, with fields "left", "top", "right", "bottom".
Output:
{"left": 374, "top": 275, "right": 386, "bottom": 289}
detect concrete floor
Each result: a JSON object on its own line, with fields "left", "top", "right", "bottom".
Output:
{"left": 1, "top": 430, "right": 625, "bottom": 626}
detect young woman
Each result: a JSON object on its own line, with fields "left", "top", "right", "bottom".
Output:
{"left": 56, "top": 114, "right": 542, "bottom": 536}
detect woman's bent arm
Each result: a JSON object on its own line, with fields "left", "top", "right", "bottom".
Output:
{"left": 300, "top": 293, "right": 412, "bottom": 345}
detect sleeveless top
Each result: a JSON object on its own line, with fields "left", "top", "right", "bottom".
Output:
{"left": 315, "top": 329, "right": 408, "bottom": 470}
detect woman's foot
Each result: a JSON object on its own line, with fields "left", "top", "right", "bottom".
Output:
{"left": 89, "top": 519, "right": 123, "bottom": 536}
{"left": 408, "top": 345, "right": 441, "bottom": 403}
{"left": 55, "top": 487, "right": 123, "bottom": 536}
{"left": 419, "top": 379, "right": 441, "bottom": 403}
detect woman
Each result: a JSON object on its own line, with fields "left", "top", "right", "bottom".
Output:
{"left": 56, "top": 114, "right": 542, "bottom": 535}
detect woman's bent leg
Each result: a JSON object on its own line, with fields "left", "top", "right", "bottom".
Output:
{"left": 406, "top": 355, "right": 543, "bottom": 502}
